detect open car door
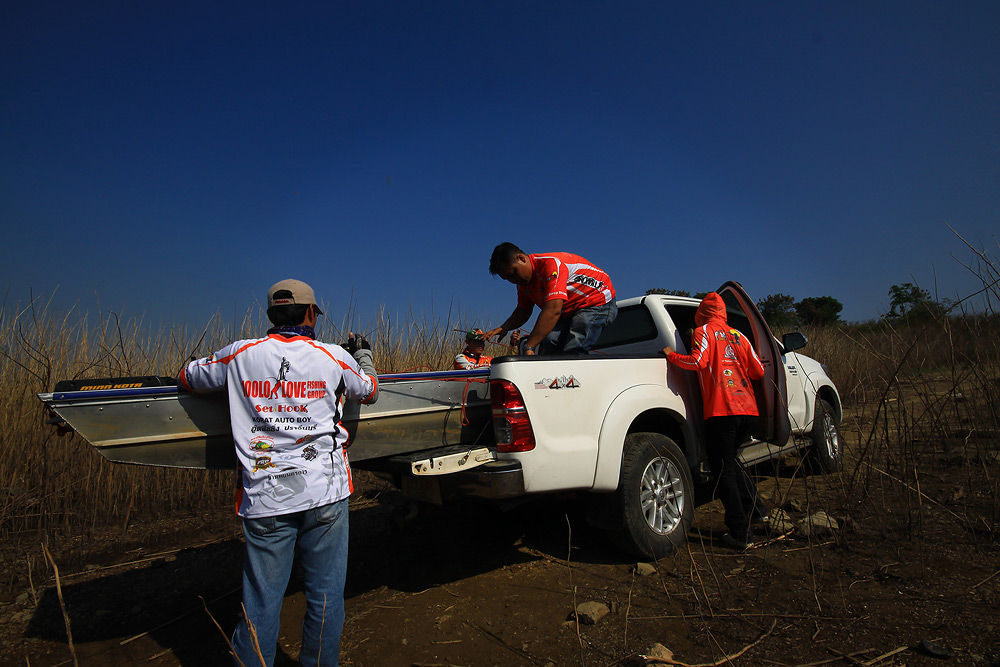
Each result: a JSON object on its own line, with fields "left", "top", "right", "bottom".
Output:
{"left": 717, "top": 281, "right": 791, "bottom": 447}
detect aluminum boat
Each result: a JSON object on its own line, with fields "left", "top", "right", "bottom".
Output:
{"left": 37, "top": 370, "right": 493, "bottom": 469}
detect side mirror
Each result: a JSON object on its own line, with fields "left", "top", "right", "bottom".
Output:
{"left": 782, "top": 331, "right": 808, "bottom": 353}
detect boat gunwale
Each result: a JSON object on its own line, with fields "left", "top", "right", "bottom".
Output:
{"left": 91, "top": 431, "right": 220, "bottom": 448}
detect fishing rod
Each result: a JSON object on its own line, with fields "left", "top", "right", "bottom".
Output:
{"left": 451, "top": 328, "right": 523, "bottom": 351}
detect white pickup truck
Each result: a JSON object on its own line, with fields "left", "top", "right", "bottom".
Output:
{"left": 372, "top": 281, "right": 843, "bottom": 559}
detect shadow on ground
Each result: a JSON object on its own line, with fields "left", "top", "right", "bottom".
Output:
{"left": 20, "top": 487, "right": 637, "bottom": 665}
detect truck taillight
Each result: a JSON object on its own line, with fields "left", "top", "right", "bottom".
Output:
{"left": 490, "top": 379, "right": 535, "bottom": 452}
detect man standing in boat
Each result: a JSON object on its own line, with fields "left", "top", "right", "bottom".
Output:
{"left": 180, "top": 279, "right": 378, "bottom": 667}
{"left": 485, "top": 242, "right": 617, "bottom": 355}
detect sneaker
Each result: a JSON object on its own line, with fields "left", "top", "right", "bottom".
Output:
{"left": 719, "top": 533, "right": 751, "bottom": 551}
{"left": 749, "top": 506, "right": 769, "bottom": 524}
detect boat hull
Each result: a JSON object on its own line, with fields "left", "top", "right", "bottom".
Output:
{"left": 38, "top": 371, "right": 493, "bottom": 469}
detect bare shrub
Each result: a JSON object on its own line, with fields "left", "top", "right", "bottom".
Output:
{"left": 804, "top": 241, "right": 1000, "bottom": 545}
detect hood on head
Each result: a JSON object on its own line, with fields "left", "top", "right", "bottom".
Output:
{"left": 695, "top": 292, "right": 726, "bottom": 326}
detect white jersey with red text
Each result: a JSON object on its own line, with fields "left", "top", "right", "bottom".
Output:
{"left": 180, "top": 334, "right": 378, "bottom": 519}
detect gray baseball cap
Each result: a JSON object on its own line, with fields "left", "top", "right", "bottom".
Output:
{"left": 267, "top": 279, "right": 323, "bottom": 314}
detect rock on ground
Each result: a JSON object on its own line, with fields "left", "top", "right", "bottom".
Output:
{"left": 570, "top": 601, "right": 610, "bottom": 625}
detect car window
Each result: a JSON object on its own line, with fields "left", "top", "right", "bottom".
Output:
{"left": 593, "top": 304, "right": 657, "bottom": 349}
{"left": 663, "top": 304, "right": 698, "bottom": 351}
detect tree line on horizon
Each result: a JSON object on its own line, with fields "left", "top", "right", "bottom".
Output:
{"left": 645, "top": 282, "right": 950, "bottom": 328}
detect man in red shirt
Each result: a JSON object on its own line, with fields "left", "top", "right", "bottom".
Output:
{"left": 662, "top": 292, "right": 767, "bottom": 550}
{"left": 485, "top": 242, "right": 616, "bottom": 355}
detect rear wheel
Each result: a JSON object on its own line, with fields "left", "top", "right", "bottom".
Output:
{"left": 609, "top": 432, "right": 694, "bottom": 559}
{"left": 809, "top": 399, "right": 843, "bottom": 473}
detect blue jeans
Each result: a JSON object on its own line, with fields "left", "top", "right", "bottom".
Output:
{"left": 541, "top": 301, "right": 618, "bottom": 354}
{"left": 232, "top": 498, "right": 350, "bottom": 667}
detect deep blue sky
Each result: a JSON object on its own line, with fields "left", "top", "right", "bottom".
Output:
{"left": 3, "top": 1, "right": 998, "bottom": 333}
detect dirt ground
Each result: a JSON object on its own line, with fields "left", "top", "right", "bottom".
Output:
{"left": 1, "top": 444, "right": 998, "bottom": 667}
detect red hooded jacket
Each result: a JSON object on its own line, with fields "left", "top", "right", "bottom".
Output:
{"left": 666, "top": 292, "right": 765, "bottom": 418}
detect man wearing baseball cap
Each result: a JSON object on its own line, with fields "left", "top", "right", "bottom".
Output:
{"left": 180, "top": 278, "right": 378, "bottom": 667}
{"left": 453, "top": 328, "right": 493, "bottom": 369}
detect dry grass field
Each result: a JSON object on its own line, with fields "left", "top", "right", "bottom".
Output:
{"left": 1, "top": 258, "right": 998, "bottom": 665}
{"left": 0, "top": 300, "right": 480, "bottom": 594}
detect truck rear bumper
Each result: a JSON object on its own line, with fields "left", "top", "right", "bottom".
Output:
{"left": 400, "top": 459, "right": 525, "bottom": 505}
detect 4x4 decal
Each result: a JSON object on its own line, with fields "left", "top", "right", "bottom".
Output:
{"left": 534, "top": 375, "right": 580, "bottom": 390}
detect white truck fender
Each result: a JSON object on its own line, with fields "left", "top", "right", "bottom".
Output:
{"left": 796, "top": 358, "right": 843, "bottom": 433}
{"left": 807, "top": 379, "right": 842, "bottom": 426}
{"left": 592, "top": 384, "right": 694, "bottom": 492}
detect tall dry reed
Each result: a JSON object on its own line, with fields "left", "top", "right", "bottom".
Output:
{"left": 798, "top": 238, "right": 1000, "bottom": 545}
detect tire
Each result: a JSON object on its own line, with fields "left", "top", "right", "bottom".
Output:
{"left": 609, "top": 432, "right": 694, "bottom": 560}
{"left": 808, "top": 399, "right": 843, "bottom": 473}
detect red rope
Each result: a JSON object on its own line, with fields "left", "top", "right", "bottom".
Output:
{"left": 458, "top": 377, "right": 490, "bottom": 425}
{"left": 461, "top": 380, "right": 473, "bottom": 425}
